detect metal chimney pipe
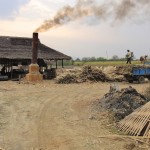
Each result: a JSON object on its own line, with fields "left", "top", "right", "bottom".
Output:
{"left": 32, "top": 32, "right": 38, "bottom": 64}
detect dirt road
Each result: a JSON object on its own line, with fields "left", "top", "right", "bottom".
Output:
{"left": 0, "top": 81, "right": 149, "bottom": 150}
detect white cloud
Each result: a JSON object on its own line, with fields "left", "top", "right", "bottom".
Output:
{"left": 18, "top": 0, "right": 76, "bottom": 20}
{"left": 18, "top": 0, "right": 53, "bottom": 20}
{"left": 0, "top": 0, "right": 30, "bottom": 19}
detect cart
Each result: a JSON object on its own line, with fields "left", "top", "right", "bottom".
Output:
{"left": 125, "top": 67, "right": 150, "bottom": 83}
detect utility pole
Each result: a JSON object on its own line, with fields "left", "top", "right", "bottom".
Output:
{"left": 106, "top": 50, "right": 109, "bottom": 60}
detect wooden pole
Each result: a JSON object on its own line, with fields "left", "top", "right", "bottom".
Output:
{"left": 62, "top": 59, "right": 64, "bottom": 68}
{"left": 11, "top": 60, "right": 13, "bottom": 80}
{"left": 56, "top": 60, "right": 58, "bottom": 69}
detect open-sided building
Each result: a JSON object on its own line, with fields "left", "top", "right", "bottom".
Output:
{"left": 0, "top": 35, "right": 71, "bottom": 79}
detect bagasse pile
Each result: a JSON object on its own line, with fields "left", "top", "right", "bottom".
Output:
{"left": 56, "top": 65, "right": 150, "bottom": 84}
{"left": 94, "top": 86, "right": 149, "bottom": 121}
{"left": 56, "top": 66, "right": 128, "bottom": 84}
{"left": 56, "top": 74, "right": 78, "bottom": 84}
{"left": 56, "top": 66, "right": 106, "bottom": 84}
{"left": 79, "top": 66, "right": 106, "bottom": 82}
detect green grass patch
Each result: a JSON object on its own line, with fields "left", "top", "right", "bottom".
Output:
{"left": 74, "top": 60, "right": 139, "bottom": 66}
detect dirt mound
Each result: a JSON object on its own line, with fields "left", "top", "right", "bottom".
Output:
{"left": 94, "top": 86, "right": 148, "bottom": 121}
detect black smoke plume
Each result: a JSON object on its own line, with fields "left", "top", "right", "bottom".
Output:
{"left": 35, "top": 0, "right": 150, "bottom": 32}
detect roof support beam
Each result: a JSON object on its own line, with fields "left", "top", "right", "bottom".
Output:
{"left": 62, "top": 59, "right": 64, "bottom": 68}
{"left": 56, "top": 60, "right": 58, "bottom": 69}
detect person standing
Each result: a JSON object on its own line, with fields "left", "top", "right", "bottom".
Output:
{"left": 144, "top": 55, "right": 148, "bottom": 63}
{"left": 140, "top": 55, "right": 148, "bottom": 64}
{"left": 140, "top": 56, "right": 144, "bottom": 64}
{"left": 126, "top": 50, "right": 132, "bottom": 64}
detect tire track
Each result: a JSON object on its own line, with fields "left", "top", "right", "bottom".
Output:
{"left": 36, "top": 86, "right": 81, "bottom": 150}
{"left": 37, "top": 94, "right": 63, "bottom": 149}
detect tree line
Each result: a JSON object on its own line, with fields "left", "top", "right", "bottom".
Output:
{"left": 75, "top": 55, "right": 126, "bottom": 62}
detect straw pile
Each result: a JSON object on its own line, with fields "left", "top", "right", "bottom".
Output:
{"left": 56, "top": 66, "right": 107, "bottom": 84}
{"left": 56, "top": 73, "right": 78, "bottom": 84}
{"left": 79, "top": 66, "right": 106, "bottom": 82}
{"left": 56, "top": 66, "right": 127, "bottom": 84}
{"left": 56, "top": 65, "right": 150, "bottom": 84}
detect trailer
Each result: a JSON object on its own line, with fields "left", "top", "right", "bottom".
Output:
{"left": 125, "top": 67, "right": 150, "bottom": 83}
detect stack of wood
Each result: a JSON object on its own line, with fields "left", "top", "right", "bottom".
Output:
{"left": 117, "top": 101, "right": 150, "bottom": 144}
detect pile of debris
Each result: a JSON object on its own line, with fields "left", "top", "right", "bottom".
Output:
{"left": 56, "top": 65, "right": 150, "bottom": 84}
{"left": 56, "top": 66, "right": 127, "bottom": 84}
{"left": 56, "top": 73, "right": 78, "bottom": 84}
{"left": 56, "top": 66, "right": 107, "bottom": 84}
{"left": 79, "top": 66, "right": 106, "bottom": 82}
{"left": 94, "top": 86, "right": 149, "bottom": 121}
{"left": 102, "top": 66, "right": 126, "bottom": 82}
{"left": 115, "top": 66, "right": 132, "bottom": 75}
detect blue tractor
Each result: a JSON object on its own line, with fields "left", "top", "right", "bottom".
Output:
{"left": 125, "top": 66, "right": 150, "bottom": 83}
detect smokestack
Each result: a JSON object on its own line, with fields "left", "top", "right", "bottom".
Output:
{"left": 25, "top": 32, "right": 43, "bottom": 82}
{"left": 32, "top": 32, "right": 38, "bottom": 64}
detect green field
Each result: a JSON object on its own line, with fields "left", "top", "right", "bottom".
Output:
{"left": 73, "top": 60, "right": 140, "bottom": 66}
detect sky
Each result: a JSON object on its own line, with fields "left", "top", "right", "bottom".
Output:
{"left": 0, "top": 0, "right": 150, "bottom": 59}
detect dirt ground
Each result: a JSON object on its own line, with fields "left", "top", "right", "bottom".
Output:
{"left": 0, "top": 80, "right": 149, "bottom": 150}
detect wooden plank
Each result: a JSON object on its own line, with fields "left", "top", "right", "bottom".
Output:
{"left": 117, "top": 102, "right": 150, "bottom": 137}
